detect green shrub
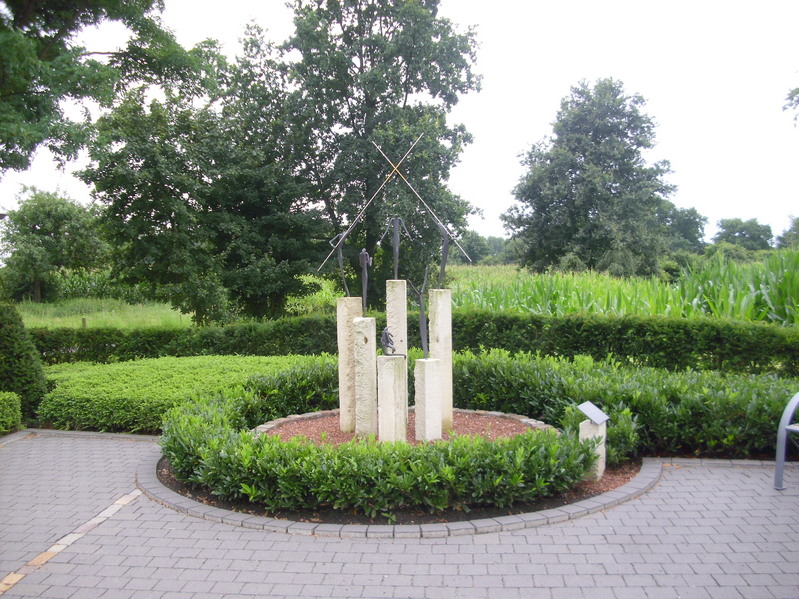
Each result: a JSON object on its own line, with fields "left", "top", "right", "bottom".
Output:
{"left": 161, "top": 388, "right": 596, "bottom": 521}
{"left": 29, "top": 312, "right": 799, "bottom": 376}
{"left": 0, "top": 391, "right": 22, "bottom": 435}
{"left": 0, "top": 300, "right": 47, "bottom": 417}
{"left": 39, "top": 355, "right": 306, "bottom": 433}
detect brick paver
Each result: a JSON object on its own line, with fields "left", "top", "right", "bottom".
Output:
{"left": 1, "top": 430, "right": 797, "bottom": 598}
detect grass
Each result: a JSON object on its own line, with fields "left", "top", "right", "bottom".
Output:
{"left": 17, "top": 298, "right": 190, "bottom": 329}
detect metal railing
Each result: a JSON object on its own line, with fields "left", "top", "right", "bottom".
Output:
{"left": 774, "top": 391, "right": 799, "bottom": 490}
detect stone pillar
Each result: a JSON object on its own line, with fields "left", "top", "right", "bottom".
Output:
{"left": 385, "top": 280, "right": 408, "bottom": 356}
{"left": 429, "top": 289, "right": 453, "bottom": 432}
{"left": 353, "top": 317, "right": 378, "bottom": 438}
{"left": 414, "top": 358, "right": 442, "bottom": 441}
{"left": 579, "top": 420, "right": 607, "bottom": 481}
{"left": 378, "top": 355, "right": 408, "bottom": 442}
{"left": 337, "top": 297, "right": 362, "bottom": 433}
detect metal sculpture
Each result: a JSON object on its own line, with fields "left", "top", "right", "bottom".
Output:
{"left": 408, "top": 265, "right": 431, "bottom": 358}
{"left": 329, "top": 232, "right": 350, "bottom": 296}
{"left": 378, "top": 216, "right": 412, "bottom": 280}
{"left": 358, "top": 248, "right": 372, "bottom": 316}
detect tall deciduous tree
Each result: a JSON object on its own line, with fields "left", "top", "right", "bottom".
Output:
{"left": 0, "top": 0, "right": 204, "bottom": 174}
{"left": 776, "top": 216, "right": 799, "bottom": 248}
{"left": 713, "top": 218, "right": 773, "bottom": 251}
{"left": 283, "top": 0, "right": 480, "bottom": 294}
{"left": 0, "top": 188, "right": 108, "bottom": 302}
{"left": 503, "top": 78, "right": 681, "bottom": 276}
{"left": 81, "top": 30, "right": 325, "bottom": 324}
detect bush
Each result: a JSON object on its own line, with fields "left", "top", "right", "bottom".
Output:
{"left": 39, "top": 355, "right": 307, "bottom": 433}
{"left": 0, "top": 391, "right": 22, "bottom": 435}
{"left": 161, "top": 388, "right": 596, "bottom": 521}
{"left": 29, "top": 312, "right": 799, "bottom": 376}
{"left": 0, "top": 299, "right": 47, "bottom": 417}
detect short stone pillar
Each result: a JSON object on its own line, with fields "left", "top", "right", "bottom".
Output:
{"left": 429, "top": 289, "right": 453, "bottom": 432}
{"left": 353, "top": 317, "right": 378, "bottom": 438}
{"left": 377, "top": 355, "right": 408, "bottom": 442}
{"left": 579, "top": 420, "right": 607, "bottom": 481}
{"left": 337, "top": 297, "right": 362, "bottom": 433}
{"left": 414, "top": 358, "right": 442, "bottom": 441}
{"left": 385, "top": 280, "right": 408, "bottom": 357}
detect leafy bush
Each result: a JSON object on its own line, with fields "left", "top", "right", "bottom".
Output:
{"left": 29, "top": 312, "right": 799, "bottom": 376}
{"left": 39, "top": 355, "right": 306, "bottom": 433}
{"left": 0, "top": 299, "right": 47, "bottom": 417}
{"left": 0, "top": 391, "right": 22, "bottom": 435}
{"left": 161, "top": 388, "right": 596, "bottom": 521}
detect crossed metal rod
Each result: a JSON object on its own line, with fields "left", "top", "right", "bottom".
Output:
{"left": 317, "top": 133, "right": 471, "bottom": 273}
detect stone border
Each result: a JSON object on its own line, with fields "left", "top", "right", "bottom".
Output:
{"left": 253, "top": 407, "right": 555, "bottom": 436}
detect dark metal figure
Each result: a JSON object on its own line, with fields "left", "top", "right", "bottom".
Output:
{"left": 380, "top": 327, "right": 396, "bottom": 355}
{"left": 436, "top": 221, "right": 451, "bottom": 289}
{"left": 359, "top": 248, "right": 372, "bottom": 315}
{"left": 378, "top": 216, "right": 412, "bottom": 280}
{"left": 408, "top": 265, "right": 431, "bottom": 358}
{"left": 329, "top": 232, "right": 350, "bottom": 296}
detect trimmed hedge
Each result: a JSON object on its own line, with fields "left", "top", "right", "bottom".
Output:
{"left": 161, "top": 388, "right": 596, "bottom": 520}
{"left": 0, "top": 301, "right": 48, "bottom": 417}
{"left": 29, "top": 311, "right": 799, "bottom": 375}
{"left": 39, "top": 355, "right": 309, "bottom": 433}
{"left": 0, "top": 391, "right": 21, "bottom": 435}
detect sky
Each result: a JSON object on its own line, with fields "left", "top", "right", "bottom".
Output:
{"left": 1, "top": 0, "right": 797, "bottom": 241}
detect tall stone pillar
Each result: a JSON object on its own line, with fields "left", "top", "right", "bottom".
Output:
{"left": 377, "top": 355, "right": 408, "bottom": 442}
{"left": 353, "top": 317, "right": 378, "bottom": 438}
{"left": 337, "top": 297, "right": 362, "bottom": 433}
{"left": 385, "top": 280, "right": 408, "bottom": 356}
{"left": 579, "top": 420, "right": 607, "bottom": 481}
{"left": 429, "top": 289, "right": 453, "bottom": 432}
{"left": 414, "top": 358, "right": 442, "bottom": 441}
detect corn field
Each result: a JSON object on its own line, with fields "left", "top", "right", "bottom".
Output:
{"left": 449, "top": 248, "right": 799, "bottom": 326}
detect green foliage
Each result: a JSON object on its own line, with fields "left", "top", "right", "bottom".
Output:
{"left": 0, "top": 188, "right": 109, "bottom": 302}
{"left": 38, "top": 355, "right": 301, "bottom": 433}
{"left": 0, "top": 0, "right": 205, "bottom": 173}
{"left": 713, "top": 218, "right": 773, "bottom": 251}
{"left": 504, "top": 78, "right": 699, "bottom": 276}
{"left": 82, "top": 31, "right": 325, "bottom": 324}
{"left": 285, "top": 0, "right": 479, "bottom": 302}
{"left": 0, "top": 299, "right": 47, "bottom": 417}
{"left": 776, "top": 216, "right": 799, "bottom": 249}
{"left": 452, "top": 350, "right": 797, "bottom": 460}
{"left": 0, "top": 391, "right": 22, "bottom": 435}
{"left": 161, "top": 385, "right": 594, "bottom": 520}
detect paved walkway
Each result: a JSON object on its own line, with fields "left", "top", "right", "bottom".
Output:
{"left": 0, "top": 430, "right": 797, "bottom": 599}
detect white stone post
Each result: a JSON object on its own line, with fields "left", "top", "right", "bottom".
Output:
{"left": 579, "top": 420, "right": 607, "bottom": 481}
{"left": 378, "top": 355, "right": 408, "bottom": 442}
{"left": 337, "top": 297, "right": 362, "bottom": 433}
{"left": 385, "top": 280, "right": 408, "bottom": 357}
{"left": 414, "top": 358, "right": 442, "bottom": 441}
{"left": 353, "top": 317, "right": 378, "bottom": 438}
{"left": 429, "top": 288, "right": 453, "bottom": 432}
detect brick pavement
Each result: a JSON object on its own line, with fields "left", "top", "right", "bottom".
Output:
{"left": 1, "top": 430, "right": 797, "bottom": 599}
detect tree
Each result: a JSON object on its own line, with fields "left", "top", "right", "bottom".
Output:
{"left": 503, "top": 78, "right": 679, "bottom": 276}
{"left": 283, "top": 0, "right": 480, "bottom": 297}
{"left": 0, "top": 188, "right": 109, "bottom": 302}
{"left": 0, "top": 0, "right": 205, "bottom": 174}
{"left": 661, "top": 206, "right": 707, "bottom": 253}
{"left": 712, "top": 218, "right": 773, "bottom": 251}
{"left": 81, "top": 30, "right": 325, "bottom": 324}
{"left": 776, "top": 216, "right": 799, "bottom": 248}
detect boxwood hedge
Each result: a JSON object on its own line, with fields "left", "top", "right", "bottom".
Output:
{"left": 28, "top": 311, "right": 799, "bottom": 375}
{"left": 0, "top": 391, "right": 21, "bottom": 435}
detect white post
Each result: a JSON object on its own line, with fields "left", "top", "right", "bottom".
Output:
{"left": 579, "top": 420, "right": 607, "bottom": 481}
{"left": 429, "top": 288, "right": 453, "bottom": 432}
{"left": 337, "top": 297, "right": 362, "bottom": 433}
{"left": 353, "top": 317, "right": 378, "bottom": 438}
{"left": 415, "top": 358, "right": 442, "bottom": 441}
{"left": 378, "top": 355, "right": 408, "bottom": 442}
{"left": 385, "top": 280, "right": 408, "bottom": 357}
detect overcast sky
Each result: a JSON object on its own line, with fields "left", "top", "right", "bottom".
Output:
{"left": 1, "top": 0, "right": 797, "bottom": 241}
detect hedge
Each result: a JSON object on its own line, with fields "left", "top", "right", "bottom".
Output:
{"left": 0, "top": 391, "right": 21, "bottom": 435}
{"left": 0, "top": 301, "right": 48, "bottom": 417}
{"left": 29, "top": 312, "right": 799, "bottom": 375}
{"left": 39, "top": 355, "right": 310, "bottom": 433}
{"left": 161, "top": 388, "right": 596, "bottom": 520}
